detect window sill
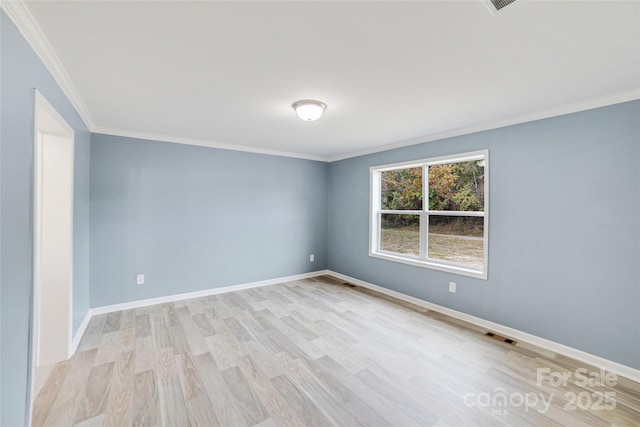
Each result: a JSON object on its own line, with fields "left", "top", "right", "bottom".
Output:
{"left": 369, "top": 251, "right": 487, "bottom": 280}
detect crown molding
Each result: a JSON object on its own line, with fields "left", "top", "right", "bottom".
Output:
{"left": 1, "top": 0, "right": 94, "bottom": 129}
{"left": 2, "top": 0, "right": 636, "bottom": 163}
{"left": 92, "top": 126, "right": 328, "bottom": 162}
{"left": 94, "top": 87, "right": 640, "bottom": 163}
{"left": 328, "top": 88, "right": 640, "bottom": 162}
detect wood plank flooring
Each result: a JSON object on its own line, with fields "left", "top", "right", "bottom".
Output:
{"left": 33, "top": 276, "right": 640, "bottom": 426}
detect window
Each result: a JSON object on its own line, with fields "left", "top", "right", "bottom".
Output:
{"left": 370, "top": 150, "right": 488, "bottom": 279}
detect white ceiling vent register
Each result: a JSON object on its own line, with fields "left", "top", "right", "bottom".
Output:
{"left": 490, "top": 0, "right": 516, "bottom": 11}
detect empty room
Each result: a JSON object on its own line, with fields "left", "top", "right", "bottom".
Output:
{"left": 1, "top": 0, "right": 639, "bottom": 426}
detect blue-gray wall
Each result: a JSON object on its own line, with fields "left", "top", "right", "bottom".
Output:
{"left": 0, "top": 11, "right": 91, "bottom": 426}
{"left": 328, "top": 100, "right": 640, "bottom": 369}
{"left": 89, "top": 134, "right": 328, "bottom": 306}
{"left": 2, "top": 6, "right": 639, "bottom": 425}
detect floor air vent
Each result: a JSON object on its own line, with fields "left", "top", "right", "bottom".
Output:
{"left": 485, "top": 332, "right": 517, "bottom": 345}
{"left": 490, "top": 0, "right": 516, "bottom": 11}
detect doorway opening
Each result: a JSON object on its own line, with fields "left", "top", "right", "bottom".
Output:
{"left": 30, "top": 90, "right": 75, "bottom": 417}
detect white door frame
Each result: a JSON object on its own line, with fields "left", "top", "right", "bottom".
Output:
{"left": 30, "top": 90, "right": 75, "bottom": 416}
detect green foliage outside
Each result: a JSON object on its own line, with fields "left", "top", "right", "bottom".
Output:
{"left": 381, "top": 160, "right": 484, "bottom": 230}
{"left": 429, "top": 161, "right": 484, "bottom": 212}
{"left": 380, "top": 160, "right": 486, "bottom": 266}
{"left": 381, "top": 167, "right": 423, "bottom": 211}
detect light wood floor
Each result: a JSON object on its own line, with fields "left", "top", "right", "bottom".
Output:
{"left": 33, "top": 276, "right": 640, "bottom": 426}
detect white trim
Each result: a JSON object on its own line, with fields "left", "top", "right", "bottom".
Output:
{"left": 483, "top": 152, "right": 490, "bottom": 276}
{"left": 1, "top": 0, "right": 637, "bottom": 163}
{"left": 420, "top": 165, "right": 428, "bottom": 258}
{"left": 32, "top": 91, "right": 76, "bottom": 364}
{"left": 88, "top": 270, "right": 329, "bottom": 316}
{"left": 70, "top": 311, "right": 92, "bottom": 355}
{"left": 326, "top": 270, "right": 640, "bottom": 383}
{"left": 370, "top": 150, "right": 488, "bottom": 280}
{"left": 34, "top": 90, "right": 75, "bottom": 136}
{"left": 0, "top": 0, "right": 93, "bottom": 129}
{"left": 379, "top": 210, "right": 423, "bottom": 215}
{"left": 427, "top": 210, "right": 485, "bottom": 217}
{"left": 84, "top": 89, "right": 640, "bottom": 163}
{"left": 30, "top": 90, "right": 76, "bottom": 427}
{"left": 91, "top": 127, "right": 327, "bottom": 162}
{"left": 380, "top": 210, "right": 485, "bottom": 217}
{"left": 328, "top": 89, "right": 640, "bottom": 162}
{"left": 373, "top": 151, "right": 488, "bottom": 172}
{"left": 67, "top": 267, "right": 640, "bottom": 382}
{"left": 369, "top": 252, "right": 486, "bottom": 279}
{"left": 70, "top": 271, "right": 329, "bottom": 358}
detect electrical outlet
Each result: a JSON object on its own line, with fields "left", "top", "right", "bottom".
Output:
{"left": 449, "top": 281, "right": 456, "bottom": 293}
{"left": 136, "top": 274, "right": 145, "bottom": 285}
{"left": 309, "top": 254, "right": 315, "bottom": 262}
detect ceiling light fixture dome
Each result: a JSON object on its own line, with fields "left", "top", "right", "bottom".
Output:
{"left": 292, "top": 100, "right": 326, "bottom": 121}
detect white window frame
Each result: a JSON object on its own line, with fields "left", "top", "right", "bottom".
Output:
{"left": 369, "top": 150, "right": 489, "bottom": 280}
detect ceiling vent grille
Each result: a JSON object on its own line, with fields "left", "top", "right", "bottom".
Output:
{"left": 490, "top": 0, "right": 516, "bottom": 11}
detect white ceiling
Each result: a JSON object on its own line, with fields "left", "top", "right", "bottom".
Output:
{"left": 17, "top": 0, "right": 640, "bottom": 161}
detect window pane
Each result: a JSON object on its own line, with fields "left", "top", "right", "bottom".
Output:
{"left": 380, "top": 214, "right": 420, "bottom": 255}
{"left": 381, "top": 167, "right": 423, "bottom": 210}
{"left": 428, "top": 160, "right": 484, "bottom": 211}
{"left": 428, "top": 216, "right": 484, "bottom": 268}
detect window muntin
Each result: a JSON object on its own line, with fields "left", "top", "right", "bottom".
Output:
{"left": 370, "top": 151, "right": 488, "bottom": 279}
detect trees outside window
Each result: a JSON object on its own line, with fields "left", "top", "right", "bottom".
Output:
{"left": 370, "top": 150, "right": 488, "bottom": 279}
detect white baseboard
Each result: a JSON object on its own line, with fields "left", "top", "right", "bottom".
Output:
{"left": 88, "top": 270, "right": 329, "bottom": 317}
{"left": 326, "top": 270, "right": 640, "bottom": 383}
{"left": 71, "top": 270, "right": 328, "bottom": 354}
{"left": 71, "top": 310, "right": 93, "bottom": 355}
{"left": 71, "top": 268, "right": 638, "bottom": 383}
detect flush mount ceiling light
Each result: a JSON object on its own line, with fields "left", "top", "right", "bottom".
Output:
{"left": 292, "top": 100, "right": 326, "bottom": 121}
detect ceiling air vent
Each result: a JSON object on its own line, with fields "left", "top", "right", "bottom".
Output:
{"left": 490, "top": 0, "right": 516, "bottom": 11}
